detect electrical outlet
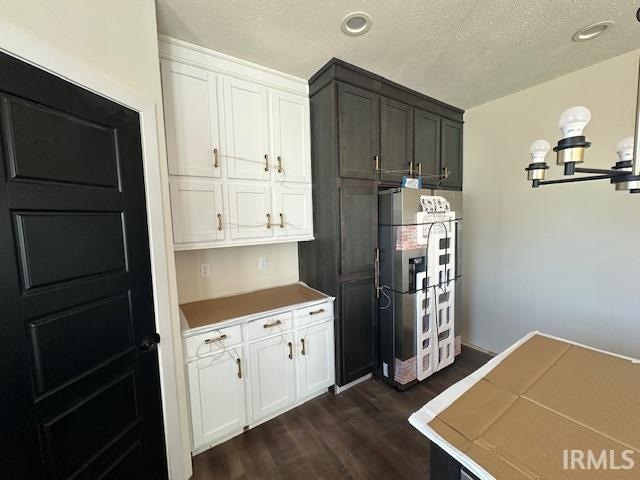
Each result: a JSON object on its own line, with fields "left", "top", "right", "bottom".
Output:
{"left": 258, "top": 256, "right": 268, "bottom": 270}
{"left": 200, "top": 263, "right": 210, "bottom": 277}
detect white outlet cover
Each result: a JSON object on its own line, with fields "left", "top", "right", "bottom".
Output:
{"left": 258, "top": 256, "right": 268, "bottom": 270}
{"left": 200, "top": 263, "right": 210, "bottom": 277}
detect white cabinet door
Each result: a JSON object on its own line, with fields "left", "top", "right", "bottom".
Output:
{"left": 275, "top": 187, "right": 312, "bottom": 238}
{"left": 249, "top": 333, "right": 296, "bottom": 422}
{"left": 187, "top": 350, "right": 246, "bottom": 448}
{"left": 170, "top": 178, "right": 225, "bottom": 243}
{"left": 227, "top": 184, "right": 273, "bottom": 240}
{"left": 161, "top": 60, "right": 221, "bottom": 178}
{"left": 271, "top": 91, "right": 310, "bottom": 183}
{"left": 296, "top": 321, "right": 334, "bottom": 399}
{"left": 223, "top": 77, "right": 271, "bottom": 181}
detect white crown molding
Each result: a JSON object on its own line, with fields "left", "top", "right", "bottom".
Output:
{"left": 158, "top": 34, "right": 308, "bottom": 96}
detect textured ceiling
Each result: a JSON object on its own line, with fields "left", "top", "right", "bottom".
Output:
{"left": 156, "top": 0, "right": 640, "bottom": 109}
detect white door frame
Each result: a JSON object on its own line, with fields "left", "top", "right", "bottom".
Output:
{"left": 0, "top": 20, "right": 192, "bottom": 480}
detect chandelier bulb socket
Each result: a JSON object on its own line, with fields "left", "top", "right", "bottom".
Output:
{"left": 553, "top": 136, "right": 591, "bottom": 166}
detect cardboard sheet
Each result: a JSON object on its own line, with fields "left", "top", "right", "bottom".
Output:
{"left": 180, "top": 282, "right": 327, "bottom": 329}
{"left": 420, "top": 333, "right": 640, "bottom": 479}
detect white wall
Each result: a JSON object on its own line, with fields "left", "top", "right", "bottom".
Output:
{"left": 462, "top": 50, "right": 640, "bottom": 358}
{"left": 175, "top": 243, "right": 299, "bottom": 303}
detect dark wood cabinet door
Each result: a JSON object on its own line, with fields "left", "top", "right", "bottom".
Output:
{"left": 414, "top": 108, "right": 441, "bottom": 187}
{"left": 339, "top": 183, "right": 377, "bottom": 276}
{"left": 338, "top": 83, "right": 380, "bottom": 180}
{"left": 380, "top": 97, "right": 413, "bottom": 182}
{"left": 440, "top": 119, "right": 463, "bottom": 190}
{"left": 340, "top": 275, "right": 376, "bottom": 383}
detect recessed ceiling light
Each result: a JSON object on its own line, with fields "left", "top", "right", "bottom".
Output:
{"left": 572, "top": 21, "right": 614, "bottom": 42}
{"left": 341, "top": 12, "right": 372, "bottom": 36}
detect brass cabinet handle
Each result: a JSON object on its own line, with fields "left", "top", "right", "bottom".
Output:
{"left": 309, "top": 308, "right": 325, "bottom": 316}
{"left": 443, "top": 166, "right": 451, "bottom": 178}
{"left": 217, "top": 213, "right": 223, "bottom": 231}
{"left": 204, "top": 334, "right": 227, "bottom": 344}
{"left": 287, "top": 341, "right": 293, "bottom": 359}
{"left": 264, "top": 154, "right": 269, "bottom": 171}
{"left": 277, "top": 156, "right": 283, "bottom": 173}
{"left": 418, "top": 162, "right": 422, "bottom": 176}
{"left": 213, "top": 147, "right": 219, "bottom": 168}
{"left": 301, "top": 338, "right": 306, "bottom": 356}
{"left": 374, "top": 155, "right": 381, "bottom": 172}
{"left": 236, "top": 358, "right": 242, "bottom": 379}
{"left": 408, "top": 161, "right": 414, "bottom": 176}
{"left": 263, "top": 319, "right": 282, "bottom": 329}
{"left": 266, "top": 213, "right": 272, "bottom": 229}
{"left": 279, "top": 213, "right": 284, "bottom": 228}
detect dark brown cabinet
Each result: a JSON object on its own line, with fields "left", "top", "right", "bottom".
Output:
{"left": 414, "top": 108, "right": 441, "bottom": 184}
{"left": 340, "top": 276, "right": 377, "bottom": 383}
{"left": 338, "top": 83, "right": 379, "bottom": 180}
{"left": 300, "top": 58, "right": 464, "bottom": 386}
{"left": 380, "top": 97, "right": 413, "bottom": 182}
{"left": 440, "top": 119, "right": 463, "bottom": 189}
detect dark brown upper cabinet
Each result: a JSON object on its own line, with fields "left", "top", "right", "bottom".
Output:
{"left": 380, "top": 97, "right": 413, "bottom": 183}
{"left": 414, "top": 108, "right": 441, "bottom": 186}
{"left": 440, "top": 119, "right": 463, "bottom": 189}
{"left": 338, "top": 83, "right": 380, "bottom": 180}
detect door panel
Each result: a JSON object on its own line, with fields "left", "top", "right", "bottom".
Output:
{"left": 169, "top": 178, "right": 225, "bottom": 243}
{"left": 275, "top": 186, "right": 312, "bottom": 237}
{"left": 223, "top": 76, "right": 271, "bottom": 180}
{"left": 188, "top": 350, "right": 246, "bottom": 447}
{"left": 414, "top": 109, "right": 441, "bottom": 186}
{"left": 380, "top": 98, "right": 413, "bottom": 182}
{"left": 340, "top": 184, "right": 377, "bottom": 276}
{"left": 227, "top": 184, "right": 273, "bottom": 240}
{"left": 338, "top": 83, "right": 379, "bottom": 180}
{"left": 340, "top": 276, "right": 376, "bottom": 384}
{"left": 271, "top": 91, "right": 310, "bottom": 183}
{"left": 249, "top": 333, "right": 295, "bottom": 422}
{"left": 0, "top": 52, "right": 167, "bottom": 479}
{"left": 161, "top": 60, "right": 220, "bottom": 178}
{"left": 297, "top": 321, "right": 334, "bottom": 398}
{"left": 440, "top": 120, "right": 463, "bottom": 190}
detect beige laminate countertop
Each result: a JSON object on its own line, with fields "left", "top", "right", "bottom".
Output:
{"left": 180, "top": 283, "right": 329, "bottom": 330}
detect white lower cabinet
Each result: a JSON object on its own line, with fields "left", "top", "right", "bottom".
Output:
{"left": 187, "top": 348, "right": 246, "bottom": 448}
{"left": 296, "top": 321, "right": 334, "bottom": 400}
{"left": 184, "top": 298, "right": 335, "bottom": 453}
{"left": 249, "top": 333, "right": 296, "bottom": 421}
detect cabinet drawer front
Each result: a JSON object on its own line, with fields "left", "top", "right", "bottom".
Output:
{"left": 295, "top": 302, "right": 332, "bottom": 328}
{"left": 185, "top": 324, "right": 242, "bottom": 359}
{"left": 246, "top": 312, "right": 292, "bottom": 341}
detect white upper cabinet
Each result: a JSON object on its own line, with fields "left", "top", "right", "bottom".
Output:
{"left": 170, "top": 178, "right": 225, "bottom": 243}
{"left": 159, "top": 36, "right": 313, "bottom": 250}
{"left": 161, "top": 60, "right": 221, "bottom": 178}
{"left": 223, "top": 77, "right": 271, "bottom": 181}
{"left": 271, "top": 91, "right": 311, "bottom": 183}
{"left": 275, "top": 187, "right": 312, "bottom": 238}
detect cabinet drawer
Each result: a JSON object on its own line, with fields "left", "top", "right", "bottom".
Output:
{"left": 246, "top": 312, "right": 292, "bottom": 341}
{"left": 185, "top": 324, "right": 242, "bottom": 359}
{"left": 295, "top": 302, "right": 332, "bottom": 328}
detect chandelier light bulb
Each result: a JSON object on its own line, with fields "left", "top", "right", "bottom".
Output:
{"left": 559, "top": 106, "right": 591, "bottom": 138}
{"left": 529, "top": 139, "right": 551, "bottom": 163}
{"left": 616, "top": 136, "right": 634, "bottom": 162}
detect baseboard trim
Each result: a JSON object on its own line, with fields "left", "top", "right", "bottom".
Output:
{"left": 462, "top": 341, "right": 497, "bottom": 357}
{"left": 333, "top": 373, "right": 372, "bottom": 394}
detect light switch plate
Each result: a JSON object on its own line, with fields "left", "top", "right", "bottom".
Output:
{"left": 258, "top": 256, "right": 268, "bottom": 270}
{"left": 200, "top": 263, "right": 210, "bottom": 277}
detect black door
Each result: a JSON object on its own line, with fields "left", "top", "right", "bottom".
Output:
{"left": 337, "top": 82, "right": 380, "bottom": 180}
{"left": 440, "top": 119, "right": 463, "bottom": 190}
{"left": 380, "top": 97, "right": 413, "bottom": 184}
{"left": 0, "top": 53, "right": 168, "bottom": 479}
{"left": 414, "top": 108, "right": 441, "bottom": 187}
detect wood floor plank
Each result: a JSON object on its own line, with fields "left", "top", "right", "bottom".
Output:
{"left": 191, "top": 346, "right": 492, "bottom": 479}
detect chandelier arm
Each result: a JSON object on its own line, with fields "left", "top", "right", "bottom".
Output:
{"left": 574, "top": 167, "right": 628, "bottom": 176}
{"left": 533, "top": 174, "right": 615, "bottom": 187}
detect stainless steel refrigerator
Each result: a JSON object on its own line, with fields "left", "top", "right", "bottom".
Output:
{"left": 376, "top": 187, "right": 462, "bottom": 389}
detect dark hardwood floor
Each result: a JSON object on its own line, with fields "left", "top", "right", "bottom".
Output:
{"left": 192, "top": 346, "right": 492, "bottom": 480}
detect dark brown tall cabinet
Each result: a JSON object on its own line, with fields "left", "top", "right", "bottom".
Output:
{"left": 299, "top": 59, "right": 464, "bottom": 386}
